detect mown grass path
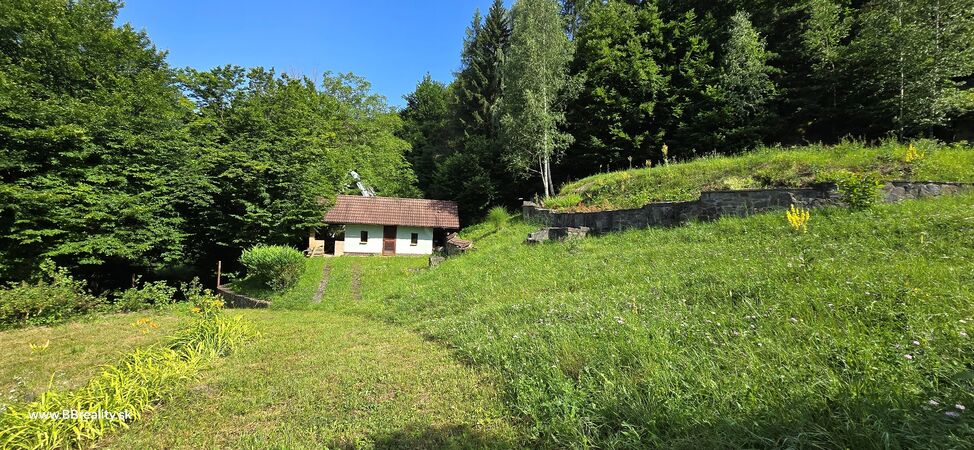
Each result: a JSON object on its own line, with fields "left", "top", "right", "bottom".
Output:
{"left": 102, "top": 309, "right": 518, "bottom": 449}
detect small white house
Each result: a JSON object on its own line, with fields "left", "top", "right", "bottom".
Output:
{"left": 322, "top": 195, "right": 460, "bottom": 256}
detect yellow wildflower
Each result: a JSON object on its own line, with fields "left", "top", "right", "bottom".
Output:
{"left": 786, "top": 204, "right": 811, "bottom": 233}
{"left": 904, "top": 144, "right": 925, "bottom": 163}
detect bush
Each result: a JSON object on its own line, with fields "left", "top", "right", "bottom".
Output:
{"left": 830, "top": 170, "right": 885, "bottom": 209}
{"left": 114, "top": 280, "right": 177, "bottom": 312}
{"left": 486, "top": 206, "right": 511, "bottom": 230}
{"left": 0, "top": 261, "right": 103, "bottom": 329}
{"left": 239, "top": 245, "right": 306, "bottom": 291}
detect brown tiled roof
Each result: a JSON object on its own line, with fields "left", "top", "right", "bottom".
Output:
{"left": 323, "top": 195, "right": 460, "bottom": 229}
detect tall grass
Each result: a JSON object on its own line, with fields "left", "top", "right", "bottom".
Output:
{"left": 486, "top": 206, "right": 511, "bottom": 230}
{"left": 0, "top": 261, "right": 103, "bottom": 330}
{"left": 0, "top": 291, "right": 257, "bottom": 449}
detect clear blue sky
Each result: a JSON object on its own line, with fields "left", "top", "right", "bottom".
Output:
{"left": 116, "top": 1, "right": 508, "bottom": 107}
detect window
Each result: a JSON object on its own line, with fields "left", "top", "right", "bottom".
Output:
{"left": 410, "top": 232, "right": 419, "bottom": 246}
{"left": 360, "top": 230, "right": 368, "bottom": 244}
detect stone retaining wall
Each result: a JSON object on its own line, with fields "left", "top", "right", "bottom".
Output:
{"left": 523, "top": 181, "right": 971, "bottom": 235}
{"left": 216, "top": 285, "right": 271, "bottom": 309}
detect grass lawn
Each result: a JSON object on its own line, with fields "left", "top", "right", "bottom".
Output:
{"left": 232, "top": 256, "right": 428, "bottom": 308}
{"left": 100, "top": 309, "right": 518, "bottom": 449}
{"left": 0, "top": 309, "right": 190, "bottom": 407}
{"left": 547, "top": 140, "right": 974, "bottom": 210}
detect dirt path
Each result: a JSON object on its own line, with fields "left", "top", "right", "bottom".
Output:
{"left": 311, "top": 262, "right": 331, "bottom": 304}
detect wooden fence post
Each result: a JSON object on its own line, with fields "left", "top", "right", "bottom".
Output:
{"left": 216, "top": 260, "right": 222, "bottom": 289}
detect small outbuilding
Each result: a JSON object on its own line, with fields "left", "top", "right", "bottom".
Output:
{"left": 321, "top": 195, "right": 460, "bottom": 256}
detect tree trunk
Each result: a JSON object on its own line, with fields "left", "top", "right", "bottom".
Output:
{"left": 538, "top": 154, "right": 549, "bottom": 199}
{"left": 543, "top": 154, "right": 553, "bottom": 198}
{"left": 897, "top": 0, "right": 905, "bottom": 138}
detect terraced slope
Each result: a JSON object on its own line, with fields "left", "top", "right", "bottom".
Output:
{"left": 547, "top": 141, "right": 974, "bottom": 210}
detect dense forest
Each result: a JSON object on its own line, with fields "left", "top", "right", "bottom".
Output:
{"left": 0, "top": 0, "right": 416, "bottom": 288}
{"left": 2, "top": 0, "right": 974, "bottom": 288}
{"left": 401, "top": 0, "right": 974, "bottom": 219}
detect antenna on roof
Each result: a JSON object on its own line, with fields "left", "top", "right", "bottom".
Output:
{"left": 349, "top": 171, "right": 376, "bottom": 197}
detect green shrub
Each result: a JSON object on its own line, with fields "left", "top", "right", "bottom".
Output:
{"left": 0, "top": 261, "right": 103, "bottom": 330}
{"left": 0, "top": 291, "right": 258, "bottom": 449}
{"left": 829, "top": 170, "right": 885, "bottom": 209}
{"left": 239, "top": 245, "right": 306, "bottom": 291}
{"left": 114, "top": 280, "right": 177, "bottom": 312}
{"left": 486, "top": 206, "right": 511, "bottom": 230}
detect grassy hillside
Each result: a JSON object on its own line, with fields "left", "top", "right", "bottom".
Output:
{"left": 318, "top": 193, "right": 974, "bottom": 448}
{"left": 547, "top": 140, "right": 974, "bottom": 211}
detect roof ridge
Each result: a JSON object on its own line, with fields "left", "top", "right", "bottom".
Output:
{"left": 324, "top": 195, "right": 460, "bottom": 229}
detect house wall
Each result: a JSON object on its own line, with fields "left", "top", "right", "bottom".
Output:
{"left": 395, "top": 226, "right": 433, "bottom": 255}
{"left": 340, "top": 224, "right": 434, "bottom": 255}
{"left": 343, "top": 224, "right": 384, "bottom": 254}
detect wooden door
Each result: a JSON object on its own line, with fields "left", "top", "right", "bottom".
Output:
{"left": 382, "top": 226, "right": 397, "bottom": 256}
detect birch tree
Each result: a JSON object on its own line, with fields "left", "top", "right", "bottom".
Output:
{"left": 500, "top": 0, "right": 575, "bottom": 198}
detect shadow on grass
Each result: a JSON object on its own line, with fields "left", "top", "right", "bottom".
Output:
{"left": 574, "top": 374, "right": 974, "bottom": 449}
{"left": 330, "top": 424, "right": 517, "bottom": 450}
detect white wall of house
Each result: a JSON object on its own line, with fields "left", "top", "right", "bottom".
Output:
{"left": 394, "top": 226, "right": 433, "bottom": 255}
{"left": 343, "top": 224, "right": 384, "bottom": 254}
{"left": 339, "top": 224, "right": 434, "bottom": 255}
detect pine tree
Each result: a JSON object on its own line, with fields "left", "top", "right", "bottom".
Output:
{"left": 454, "top": 0, "right": 511, "bottom": 139}
{"left": 501, "top": 0, "right": 576, "bottom": 198}
{"left": 427, "top": 0, "right": 515, "bottom": 221}
{"left": 659, "top": 9, "right": 721, "bottom": 158}
{"left": 712, "top": 11, "right": 777, "bottom": 150}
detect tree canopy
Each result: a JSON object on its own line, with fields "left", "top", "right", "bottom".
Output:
{"left": 401, "top": 0, "right": 974, "bottom": 207}
{"left": 0, "top": 0, "right": 415, "bottom": 287}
